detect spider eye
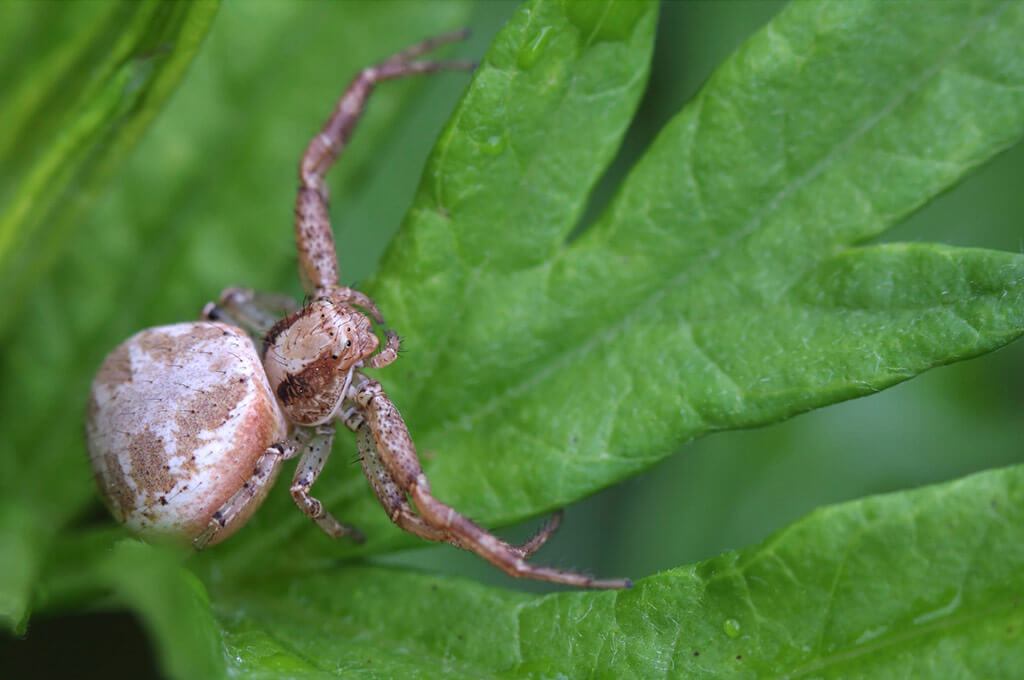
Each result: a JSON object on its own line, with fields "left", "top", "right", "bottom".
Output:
{"left": 346, "top": 340, "right": 352, "bottom": 347}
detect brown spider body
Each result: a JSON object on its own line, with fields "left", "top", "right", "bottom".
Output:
{"left": 262, "top": 297, "right": 379, "bottom": 426}
{"left": 85, "top": 32, "right": 631, "bottom": 589}
{"left": 87, "top": 323, "right": 288, "bottom": 546}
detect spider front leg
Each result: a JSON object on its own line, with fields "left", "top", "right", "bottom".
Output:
{"left": 202, "top": 287, "right": 298, "bottom": 334}
{"left": 344, "top": 409, "right": 449, "bottom": 545}
{"left": 289, "top": 424, "right": 364, "bottom": 543}
{"left": 343, "top": 405, "right": 560, "bottom": 559}
{"left": 349, "top": 378, "right": 632, "bottom": 589}
{"left": 194, "top": 439, "right": 298, "bottom": 549}
{"left": 295, "top": 30, "right": 474, "bottom": 293}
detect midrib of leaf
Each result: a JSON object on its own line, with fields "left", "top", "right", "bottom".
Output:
{"left": 418, "top": 2, "right": 1010, "bottom": 441}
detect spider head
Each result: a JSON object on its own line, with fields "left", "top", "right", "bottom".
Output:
{"left": 262, "top": 298, "right": 379, "bottom": 425}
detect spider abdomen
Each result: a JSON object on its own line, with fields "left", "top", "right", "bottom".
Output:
{"left": 86, "top": 322, "right": 288, "bottom": 546}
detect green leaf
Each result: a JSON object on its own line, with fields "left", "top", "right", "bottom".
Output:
{"left": 36, "top": 538, "right": 225, "bottom": 679}
{"left": 0, "top": 0, "right": 218, "bottom": 633}
{"left": 7, "top": 0, "right": 1024, "bottom": 676}
{"left": 0, "top": 0, "right": 219, "bottom": 336}
{"left": 100, "top": 542, "right": 224, "bottom": 680}
{"left": 209, "top": 463, "right": 1024, "bottom": 678}
{"left": 378, "top": 0, "right": 1024, "bottom": 515}
{"left": 210, "top": 0, "right": 1024, "bottom": 567}
{"left": 0, "top": 504, "right": 40, "bottom": 635}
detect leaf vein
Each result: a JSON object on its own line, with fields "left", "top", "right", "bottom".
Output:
{"left": 426, "top": 3, "right": 1007, "bottom": 441}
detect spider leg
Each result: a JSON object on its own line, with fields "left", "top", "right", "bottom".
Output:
{"left": 352, "top": 378, "right": 632, "bottom": 589}
{"left": 516, "top": 511, "right": 563, "bottom": 559}
{"left": 364, "top": 329, "right": 400, "bottom": 369}
{"left": 323, "top": 287, "right": 386, "bottom": 324}
{"left": 203, "top": 287, "right": 298, "bottom": 335}
{"left": 351, "top": 413, "right": 554, "bottom": 557}
{"left": 355, "top": 422, "right": 451, "bottom": 544}
{"left": 295, "top": 33, "right": 474, "bottom": 293}
{"left": 380, "top": 28, "right": 470, "bottom": 66}
{"left": 194, "top": 439, "right": 298, "bottom": 549}
{"left": 290, "top": 424, "right": 365, "bottom": 542}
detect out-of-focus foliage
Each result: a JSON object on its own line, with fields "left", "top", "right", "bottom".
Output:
{"left": 4, "top": 1, "right": 1024, "bottom": 678}
{"left": 0, "top": 1, "right": 219, "bottom": 334}
{"left": 0, "top": 0, "right": 219, "bottom": 636}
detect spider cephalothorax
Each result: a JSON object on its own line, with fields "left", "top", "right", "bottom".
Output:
{"left": 262, "top": 293, "right": 393, "bottom": 426}
{"left": 86, "top": 31, "right": 631, "bottom": 589}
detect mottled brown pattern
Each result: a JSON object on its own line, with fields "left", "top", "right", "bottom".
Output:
{"left": 293, "top": 352, "right": 340, "bottom": 395}
{"left": 95, "top": 450, "right": 136, "bottom": 520}
{"left": 276, "top": 372, "right": 313, "bottom": 404}
{"left": 136, "top": 323, "right": 227, "bottom": 367}
{"left": 88, "top": 321, "right": 287, "bottom": 547}
{"left": 173, "top": 377, "right": 248, "bottom": 474}
{"left": 127, "top": 427, "right": 179, "bottom": 496}
{"left": 93, "top": 344, "right": 133, "bottom": 390}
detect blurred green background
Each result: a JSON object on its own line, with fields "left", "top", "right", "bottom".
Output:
{"left": 3, "top": 1, "right": 1023, "bottom": 677}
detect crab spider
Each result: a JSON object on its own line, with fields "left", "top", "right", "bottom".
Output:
{"left": 86, "top": 31, "right": 631, "bottom": 590}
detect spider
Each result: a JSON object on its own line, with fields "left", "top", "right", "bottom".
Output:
{"left": 86, "top": 31, "right": 631, "bottom": 590}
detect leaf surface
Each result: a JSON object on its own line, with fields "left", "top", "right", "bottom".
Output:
{"left": 216, "top": 0, "right": 1024, "bottom": 567}
{"left": 207, "top": 464, "right": 1024, "bottom": 678}
{"left": 381, "top": 0, "right": 1024, "bottom": 514}
{"left": 0, "top": 0, "right": 219, "bottom": 335}
{"left": 6, "top": 1, "right": 1024, "bottom": 676}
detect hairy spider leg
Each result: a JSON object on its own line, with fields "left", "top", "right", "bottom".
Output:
{"left": 197, "top": 425, "right": 365, "bottom": 549}
{"left": 344, "top": 404, "right": 562, "bottom": 560}
{"left": 353, "top": 417, "right": 451, "bottom": 544}
{"left": 194, "top": 439, "right": 297, "bottom": 549}
{"left": 202, "top": 287, "right": 298, "bottom": 335}
{"left": 517, "top": 511, "right": 564, "bottom": 560}
{"left": 363, "top": 329, "right": 400, "bottom": 369}
{"left": 323, "top": 287, "right": 386, "bottom": 324}
{"left": 352, "top": 378, "right": 632, "bottom": 589}
{"left": 289, "top": 425, "right": 365, "bottom": 542}
{"left": 295, "top": 34, "right": 474, "bottom": 294}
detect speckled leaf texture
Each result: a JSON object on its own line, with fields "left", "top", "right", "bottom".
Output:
{"left": 5, "top": 0, "right": 1024, "bottom": 677}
